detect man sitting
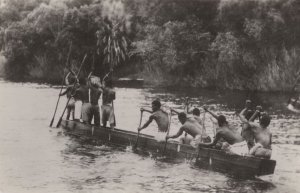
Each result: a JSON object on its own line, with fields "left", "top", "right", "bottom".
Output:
{"left": 239, "top": 109, "right": 272, "bottom": 159}
{"left": 166, "top": 112, "right": 210, "bottom": 148}
{"left": 138, "top": 100, "right": 169, "bottom": 142}
{"left": 198, "top": 107, "right": 249, "bottom": 156}
{"left": 170, "top": 107, "right": 210, "bottom": 145}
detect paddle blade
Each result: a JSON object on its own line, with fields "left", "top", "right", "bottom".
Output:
{"left": 56, "top": 117, "right": 62, "bottom": 128}
{"left": 49, "top": 117, "right": 54, "bottom": 127}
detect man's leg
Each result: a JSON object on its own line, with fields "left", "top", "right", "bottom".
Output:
{"left": 66, "top": 107, "right": 71, "bottom": 120}
{"left": 93, "top": 105, "right": 100, "bottom": 126}
{"left": 82, "top": 103, "right": 92, "bottom": 124}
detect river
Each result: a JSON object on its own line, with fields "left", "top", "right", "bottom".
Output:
{"left": 0, "top": 80, "right": 299, "bottom": 193}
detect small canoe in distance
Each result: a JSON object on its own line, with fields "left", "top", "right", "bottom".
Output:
{"left": 61, "top": 120, "right": 276, "bottom": 177}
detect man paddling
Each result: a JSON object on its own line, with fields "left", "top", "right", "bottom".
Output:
{"left": 170, "top": 107, "right": 210, "bottom": 145}
{"left": 198, "top": 107, "right": 249, "bottom": 156}
{"left": 239, "top": 109, "right": 272, "bottom": 159}
{"left": 166, "top": 112, "right": 210, "bottom": 148}
{"left": 102, "top": 79, "right": 116, "bottom": 129}
{"left": 138, "top": 100, "right": 169, "bottom": 142}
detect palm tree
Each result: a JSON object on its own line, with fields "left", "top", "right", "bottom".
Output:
{"left": 96, "top": 18, "right": 129, "bottom": 71}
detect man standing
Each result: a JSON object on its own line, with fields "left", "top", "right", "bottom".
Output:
{"left": 239, "top": 100, "right": 256, "bottom": 150}
{"left": 239, "top": 109, "right": 272, "bottom": 159}
{"left": 102, "top": 79, "right": 116, "bottom": 129}
{"left": 166, "top": 112, "right": 210, "bottom": 148}
{"left": 138, "top": 100, "right": 169, "bottom": 141}
{"left": 198, "top": 107, "right": 249, "bottom": 156}
{"left": 88, "top": 77, "right": 102, "bottom": 126}
{"left": 59, "top": 72, "right": 77, "bottom": 120}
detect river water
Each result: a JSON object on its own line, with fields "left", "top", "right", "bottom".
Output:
{"left": 0, "top": 80, "right": 299, "bottom": 193}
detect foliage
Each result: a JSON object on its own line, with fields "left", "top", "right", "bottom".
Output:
{"left": 1, "top": 0, "right": 300, "bottom": 91}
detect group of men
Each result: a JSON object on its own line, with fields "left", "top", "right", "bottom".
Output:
{"left": 139, "top": 99, "right": 272, "bottom": 159}
{"left": 60, "top": 72, "right": 116, "bottom": 129}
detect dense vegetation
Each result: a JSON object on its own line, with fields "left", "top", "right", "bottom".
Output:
{"left": 0, "top": 0, "right": 300, "bottom": 91}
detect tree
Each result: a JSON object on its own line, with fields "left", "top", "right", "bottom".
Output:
{"left": 96, "top": 18, "right": 129, "bottom": 71}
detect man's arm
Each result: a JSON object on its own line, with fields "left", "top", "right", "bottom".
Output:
{"left": 138, "top": 116, "right": 153, "bottom": 131}
{"left": 199, "top": 133, "right": 221, "bottom": 148}
{"left": 141, "top": 107, "right": 153, "bottom": 114}
{"left": 238, "top": 108, "right": 248, "bottom": 123}
{"left": 203, "top": 107, "right": 218, "bottom": 120}
{"left": 59, "top": 88, "right": 68, "bottom": 96}
{"left": 170, "top": 108, "right": 180, "bottom": 116}
{"left": 166, "top": 127, "right": 184, "bottom": 139}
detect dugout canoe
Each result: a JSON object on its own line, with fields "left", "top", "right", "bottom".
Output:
{"left": 61, "top": 120, "right": 276, "bottom": 177}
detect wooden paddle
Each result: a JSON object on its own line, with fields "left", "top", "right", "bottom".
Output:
{"left": 163, "top": 112, "right": 172, "bottom": 154}
{"left": 56, "top": 54, "right": 87, "bottom": 128}
{"left": 49, "top": 42, "right": 72, "bottom": 127}
{"left": 133, "top": 110, "right": 143, "bottom": 149}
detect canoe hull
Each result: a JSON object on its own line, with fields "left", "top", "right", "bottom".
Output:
{"left": 61, "top": 120, "right": 276, "bottom": 177}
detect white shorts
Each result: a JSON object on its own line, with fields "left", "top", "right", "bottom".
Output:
{"left": 74, "top": 100, "right": 82, "bottom": 120}
{"left": 154, "top": 132, "right": 167, "bottom": 142}
{"left": 227, "top": 141, "right": 249, "bottom": 156}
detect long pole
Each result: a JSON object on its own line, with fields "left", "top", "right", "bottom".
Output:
{"left": 134, "top": 110, "right": 143, "bottom": 149}
{"left": 56, "top": 54, "right": 87, "bottom": 128}
{"left": 49, "top": 42, "right": 72, "bottom": 127}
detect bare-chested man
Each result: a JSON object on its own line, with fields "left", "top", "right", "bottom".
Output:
{"left": 166, "top": 112, "right": 210, "bottom": 148}
{"left": 138, "top": 100, "right": 169, "bottom": 141}
{"left": 239, "top": 109, "right": 272, "bottom": 159}
{"left": 102, "top": 79, "right": 116, "bottom": 129}
{"left": 198, "top": 107, "right": 249, "bottom": 156}
{"left": 239, "top": 100, "right": 259, "bottom": 150}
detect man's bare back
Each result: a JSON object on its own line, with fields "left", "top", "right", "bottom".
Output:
{"left": 151, "top": 109, "right": 169, "bottom": 132}
{"left": 249, "top": 122, "right": 272, "bottom": 149}
{"left": 181, "top": 118, "right": 204, "bottom": 137}
{"left": 217, "top": 125, "right": 244, "bottom": 145}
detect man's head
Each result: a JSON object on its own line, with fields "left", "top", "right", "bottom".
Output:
{"left": 68, "top": 76, "right": 76, "bottom": 85}
{"left": 260, "top": 113, "right": 271, "bottom": 128}
{"left": 192, "top": 108, "right": 200, "bottom": 116}
{"left": 178, "top": 112, "right": 187, "bottom": 124}
{"left": 217, "top": 115, "right": 227, "bottom": 127}
{"left": 151, "top": 100, "right": 161, "bottom": 112}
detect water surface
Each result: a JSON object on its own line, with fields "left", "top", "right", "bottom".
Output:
{"left": 0, "top": 80, "right": 299, "bottom": 193}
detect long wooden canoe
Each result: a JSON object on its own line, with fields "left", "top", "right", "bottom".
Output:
{"left": 61, "top": 120, "right": 276, "bottom": 177}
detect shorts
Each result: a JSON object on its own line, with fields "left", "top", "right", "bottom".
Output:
{"left": 81, "top": 103, "right": 92, "bottom": 123}
{"left": 227, "top": 141, "right": 249, "bottom": 156}
{"left": 74, "top": 100, "right": 82, "bottom": 120}
{"left": 67, "top": 97, "right": 75, "bottom": 109}
{"left": 81, "top": 103, "right": 100, "bottom": 125}
{"left": 102, "top": 104, "right": 115, "bottom": 125}
{"left": 190, "top": 135, "right": 211, "bottom": 148}
{"left": 154, "top": 132, "right": 167, "bottom": 142}
{"left": 249, "top": 143, "right": 272, "bottom": 159}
